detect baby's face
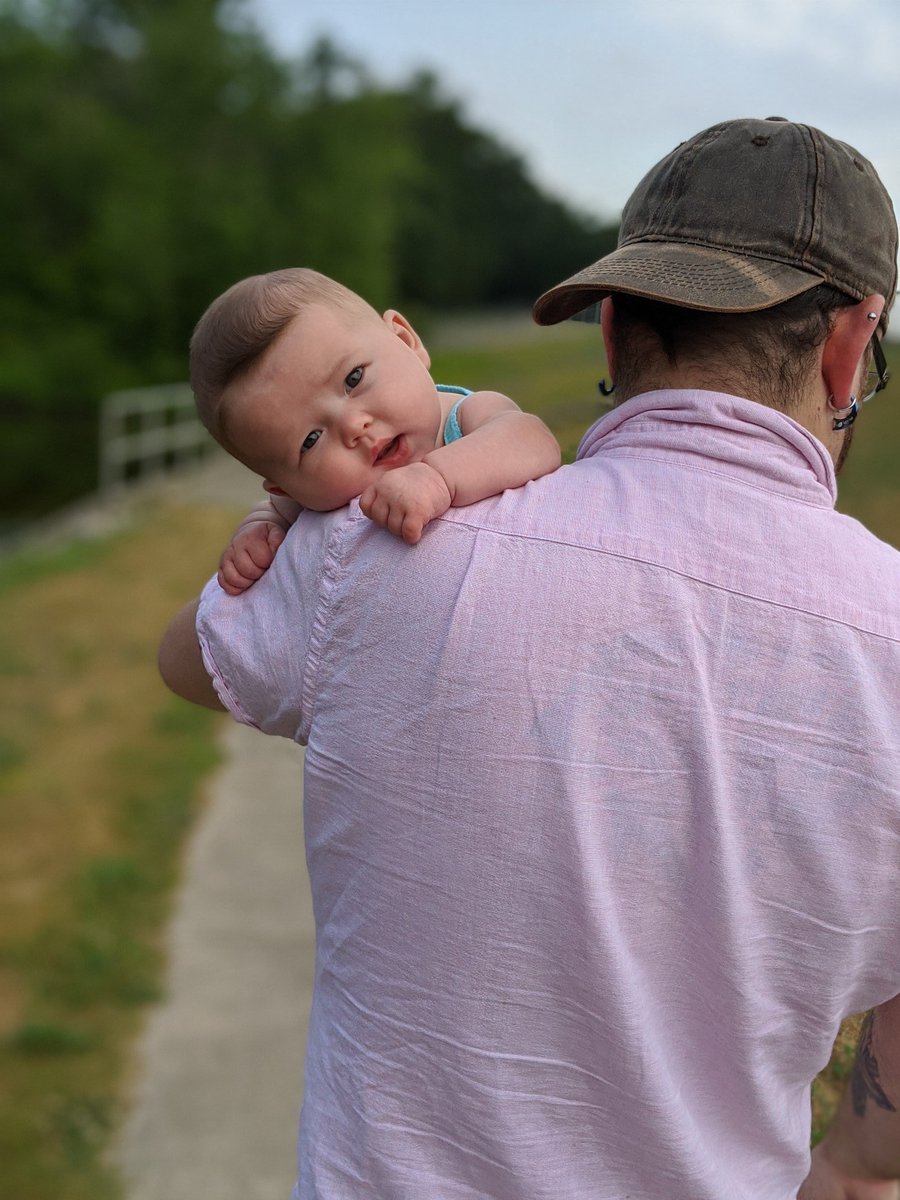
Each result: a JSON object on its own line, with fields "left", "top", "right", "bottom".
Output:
{"left": 223, "top": 304, "right": 442, "bottom": 511}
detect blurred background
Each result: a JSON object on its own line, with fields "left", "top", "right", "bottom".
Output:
{"left": 2, "top": 0, "right": 899, "bottom": 528}
{"left": 1, "top": 1, "right": 898, "bottom": 1196}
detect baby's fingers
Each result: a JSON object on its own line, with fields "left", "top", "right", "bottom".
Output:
{"left": 359, "top": 486, "right": 379, "bottom": 519}
{"left": 217, "top": 546, "right": 267, "bottom": 595}
{"left": 360, "top": 489, "right": 390, "bottom": 529}
{"left": 217, "top": 559, "right": 253, "bottom": 595}
{"left": 400, "top": 513, "right": 424, "bottom": 544}
{"left": 238, "top": 536, "right": 277, "bottom": 572}
{"left": 232, "top": 542, "right": 273, "bottom": 577}
{"left": 385, "top": 504, "right": 426, "bottom": 544}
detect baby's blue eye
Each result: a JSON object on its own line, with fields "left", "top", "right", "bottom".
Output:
{"left": 345, "top": 366, "right": 364, "bottom": 389}
{"left": 301, "top": 430, "right": 321, "bottom": 452}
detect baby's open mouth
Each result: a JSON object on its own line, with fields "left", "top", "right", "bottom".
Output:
{"left": 376, "top": 436, "right": 401, "bottom": 462}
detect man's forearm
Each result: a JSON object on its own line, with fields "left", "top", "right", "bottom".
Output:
{"left": 818, "top": 1000, "right": 900, "bottom": 1183}
{"left": 158, "top": 598, "right": 225, "bottom": 711}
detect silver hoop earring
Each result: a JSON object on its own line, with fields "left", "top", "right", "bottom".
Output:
{"left": 827, "top": 395, "right": 859, "bottom": 430}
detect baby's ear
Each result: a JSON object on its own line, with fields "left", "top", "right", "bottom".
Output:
{"left": 382, "top": 309, "right": 431, "bottom": 370}
{"left": 262, "top": 479, "right": 288, "bottom": 496}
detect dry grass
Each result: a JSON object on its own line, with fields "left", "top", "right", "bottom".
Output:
{"left": 0, "top": 503, "right": 240, "bottom": 1198}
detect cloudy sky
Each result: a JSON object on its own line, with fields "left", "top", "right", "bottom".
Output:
{"left": 246, "top": 0, "right": 900, "bottom": 227}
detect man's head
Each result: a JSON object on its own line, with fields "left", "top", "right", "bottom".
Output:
{"left": 190, "top": 268, "right": 439, "bottom": 510}
{"left": 533, "top": 118, "right": 896, "bottom": 456}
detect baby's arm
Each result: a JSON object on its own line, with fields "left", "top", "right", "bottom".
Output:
{"left": 360, "top": 392, "right": 560, "bottom": 544}
{"left": 425, "top": 390, "right": 561, "bottom": 506}
{"left": 217, "top": 493, "right": 302, "bottom": 596}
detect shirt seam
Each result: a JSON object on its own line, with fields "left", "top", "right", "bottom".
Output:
{"left": 300, "top": 514, "right": 360, "bottom": 741}
{"left": 430, "top": 518, "right": 900, "bottom": 646}
{"left": 197, "top": 609, "right": 262, "bottom": 731}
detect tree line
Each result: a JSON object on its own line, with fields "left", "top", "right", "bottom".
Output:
{"left": 0, "top": 0, "right": 617, "bottom": 519}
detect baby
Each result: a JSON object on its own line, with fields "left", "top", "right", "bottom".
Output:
{"left": 189, "top": 268, "right": 561, "bottom": 595}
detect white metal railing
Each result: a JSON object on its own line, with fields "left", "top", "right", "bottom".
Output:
{"left": 99, "top": 384, "right": 212, "bottom": 493}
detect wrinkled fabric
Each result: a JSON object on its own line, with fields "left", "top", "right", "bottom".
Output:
{"left": 198, "top": 390, "right": 900, "bottom": 1200}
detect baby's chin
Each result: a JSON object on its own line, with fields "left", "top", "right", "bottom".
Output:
{"left": 292, "top": 489, "right": 366, "bottom": 513}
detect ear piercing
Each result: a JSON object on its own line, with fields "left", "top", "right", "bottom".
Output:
{"left": 598, "top": 379, "right": 616, "bottom": 396}
{"left": 828, "top": 311, "right": 880, "bottom": 428}
{"left": 827, "top": 395, "right": 859, "bottom": 430}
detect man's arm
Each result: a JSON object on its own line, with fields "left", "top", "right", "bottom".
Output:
{"left": 158, "top": 597, "right": 225, "bottom": 711}
{"left": 799, "top": 996, "right": 900, "bottom": 1199}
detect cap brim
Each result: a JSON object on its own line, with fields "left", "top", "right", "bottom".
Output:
{"left": 532, "top": 241, "right": 826, "bottom": 325}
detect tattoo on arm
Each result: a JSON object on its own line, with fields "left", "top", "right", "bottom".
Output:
{"left": 851, "top": 1011, "right": 898, "bottom": 1118}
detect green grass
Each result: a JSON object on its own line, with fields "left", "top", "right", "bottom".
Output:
{"left": 0, "top": 532, "right": 122, "bottom": 595}
{"left": 432, "top": 323, "right": 606, "bottom": 463}
{"left": 830, "top": 338, "right": 900, "bottom": 547}
{"left": 0, "top": 507, "right": 236, "bottom": 1199}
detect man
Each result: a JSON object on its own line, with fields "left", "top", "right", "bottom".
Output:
{"left": 161, "top": 118, "right": 900, "bottom": 1199}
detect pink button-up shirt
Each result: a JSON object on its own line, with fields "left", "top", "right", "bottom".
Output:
{"left": 199, "top": 390, "right": 900, "bottom": 1200}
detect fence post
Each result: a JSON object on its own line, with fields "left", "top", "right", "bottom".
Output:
{"left": 99, "top": 384, "right": 209, "bottom": 496}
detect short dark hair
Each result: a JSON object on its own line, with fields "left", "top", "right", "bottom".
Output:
{"left": 611, "top": 285, "right": 858, "bottom": 410}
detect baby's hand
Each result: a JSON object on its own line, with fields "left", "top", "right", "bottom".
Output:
{"left": 217, "top": 520, "right": 286, "bottom": 595}
{"left": 360, "top": 463, "right": 452, "bottom": 545}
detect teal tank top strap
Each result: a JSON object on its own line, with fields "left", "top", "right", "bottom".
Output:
{"left": 436, "top": 384, "right": 472, "bottom": 445}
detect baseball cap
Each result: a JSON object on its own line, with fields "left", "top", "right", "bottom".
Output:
{"left": 532, "top": 117, "right": 898, "bottom": 326}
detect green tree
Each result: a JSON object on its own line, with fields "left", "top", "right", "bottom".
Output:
{"left": 392, "top": 71, "right": 617, "bottom": 307}
{"left": 0, "top": 2, "right": 614, "bottom": 521}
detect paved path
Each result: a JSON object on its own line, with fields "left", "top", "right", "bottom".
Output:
{"left": 115, "top": 455, "right": 314, "bottom": 1199}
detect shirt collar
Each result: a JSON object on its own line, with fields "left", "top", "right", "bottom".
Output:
{"left": 577, "top": 389, "right": 837, "bottom": 506}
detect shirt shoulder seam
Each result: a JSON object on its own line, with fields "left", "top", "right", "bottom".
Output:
{"left": 298, "top": 515, "right": 361, "bottom": 741}
{"left": 433, "top": 518, "right": 900, "bottom": 646}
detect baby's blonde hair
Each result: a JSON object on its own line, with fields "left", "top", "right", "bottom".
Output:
{"left": 189, "top": 268, "right": 377, "bottom": 444}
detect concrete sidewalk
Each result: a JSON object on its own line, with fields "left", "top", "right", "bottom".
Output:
{"left": 117, "top": 723, "right": 312, "bottom": 1200}
{"left": 116, "top": 453, "right": 314, "bottom": 1199}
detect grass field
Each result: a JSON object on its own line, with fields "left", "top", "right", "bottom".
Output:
{"left": 0, "top": 508, "right": 239, "bottom": 1199}
{"left": 0, "top": 327, "right": 896, "bottom": 1196}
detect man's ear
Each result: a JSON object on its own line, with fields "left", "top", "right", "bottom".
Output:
{"left": 263, "top": 479, "right": 288, "bottom": 496}
{"left": 382, "top": 309, "right": 431, "bottom": 370}
{"left": 820, "top": 294, "right": 886, "bottom": 409}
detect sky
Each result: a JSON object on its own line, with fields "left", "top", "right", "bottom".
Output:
{"left": 245, "top": 0, "right": 900, "bottom": 228}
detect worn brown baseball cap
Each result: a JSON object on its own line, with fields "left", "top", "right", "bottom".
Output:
{"left": 532, "top": 117, "right": 898, "bottom": 326}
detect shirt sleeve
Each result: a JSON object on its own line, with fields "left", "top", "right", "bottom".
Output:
{"left": 196, "top": 505, "right": 353, "bottom": 743}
